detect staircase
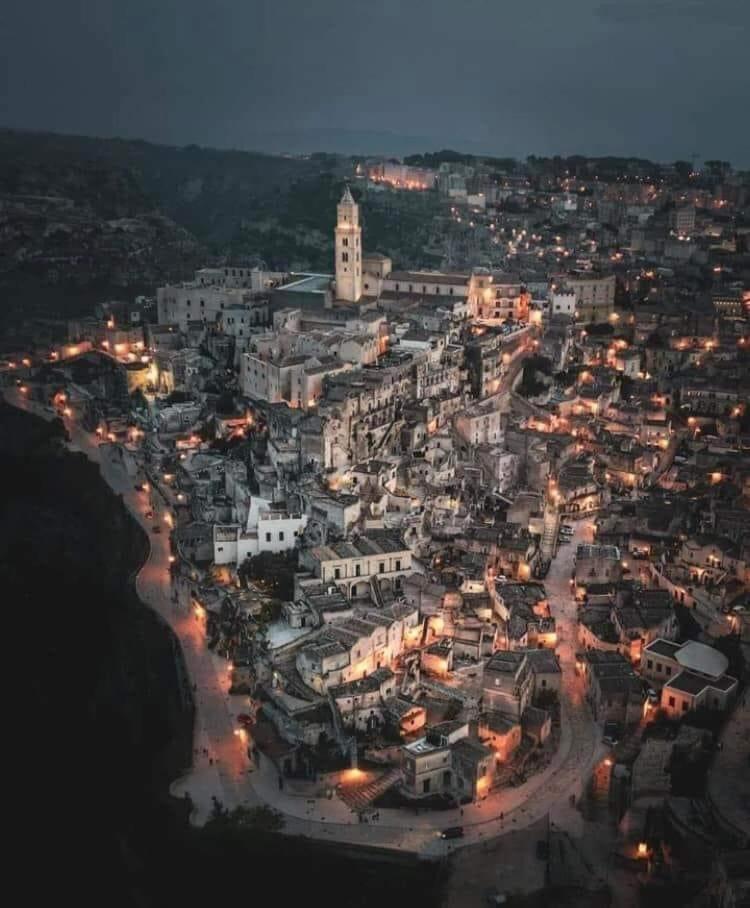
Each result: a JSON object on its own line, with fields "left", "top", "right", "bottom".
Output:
{"left": 327, "top": 689, "right": 355, "bottom": 758}
{"left": 337, "top": 767, "right": 402, "bottom": 810}
{"left": 370, "top": 575, "right": 385, "bottom": 608}
{"left": 371, "top": 417, "right": 401, "bottom": 456}
{"left": 540, "top": 504, "right": 560, "bottom": 560}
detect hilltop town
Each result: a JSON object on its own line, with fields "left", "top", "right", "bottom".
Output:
{"left": 4, "top": 154, "right": 749, "bottom": 904}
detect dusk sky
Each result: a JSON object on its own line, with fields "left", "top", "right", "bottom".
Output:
{"left": 2, "top": 0, "right": 748, "bottom": 164}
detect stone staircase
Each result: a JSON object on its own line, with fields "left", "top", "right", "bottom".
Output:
{"left": 540, "top": 504, "right": 560, "bottom": 561}
{"left": 370, "top": 575, "right": 385, "bottom": 608}
{"left": 337, "top": 767, "right": 403, "bottom": 810}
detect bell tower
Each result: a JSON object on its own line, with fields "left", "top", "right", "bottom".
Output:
{"left": 335, "top": 186, "right": 362, "bottom": 303}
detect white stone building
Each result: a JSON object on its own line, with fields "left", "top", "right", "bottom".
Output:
{"left": 213, "top": 496, "right": 307, "bottom": 565}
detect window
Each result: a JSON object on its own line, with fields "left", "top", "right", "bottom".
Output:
{"left": 265, "top": 532, "right": 271, "bottom": 542}
{"left": 342, "top": 237, "right": 348, "bottom": 247}
{"left": 668, "top": 696, "right": 675, "bottom": 708}
{"left": 541, "top": 679, "right": 547, "bottom": 687}
{"left": 379, "top": 563, "right": 385, "bottom": 574}
{"left": 355, "top": 564, "right": 361, "bottom": 577}
{"left": 279, "top": 531, "right": 284, "bottom": 542}
{"left": 395, "top": 559, "right": 401, "bottom": 572}
{"left": 334, "top": 568, "right": 341, "bottom": 580}
{"left": 681, "top": 701, "right": 688, "bottom": 712}
{"left": 647, "top": 659, "right": 653, "bottom": 670}
{"left": 342, "top": 252, "right": 349, "bottom": 263}
{"left": 665, "top": 666, "right": 672, "bottom": 677}
{"left": 423, "top": 779, "right": 431, "bottom": 794}
{"left": 655, "top": 662, "right": 662, "bottom": 673}
{"left": 217, "top": 546, "right": 223, "bottom": 552}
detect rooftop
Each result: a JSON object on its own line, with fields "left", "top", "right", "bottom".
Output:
{"left": 644, "top": 638, "right": 682, "bottom": 660}
{"left": 675, "top": 640, "right": 729, "bottom": 680}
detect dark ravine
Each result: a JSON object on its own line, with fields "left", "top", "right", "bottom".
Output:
{"left": 3, "top": 401, "right": 195, "bottom": 904}
{"left": 6, "top": 401, "right": 449, "bottom": 907}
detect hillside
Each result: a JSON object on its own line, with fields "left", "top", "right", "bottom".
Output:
{"left": 0, "top": 129, "right": 345, "bottom": 243}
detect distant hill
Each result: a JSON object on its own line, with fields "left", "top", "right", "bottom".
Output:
{"left": 0, "top": 129, "right": 348, "bottom": 242}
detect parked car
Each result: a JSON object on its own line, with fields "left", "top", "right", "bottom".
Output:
{"left": 560, "top": 524, "right": 574, "bottom": 533}
{"left": 441, "top": 826, "right": 464, "bottom": 839}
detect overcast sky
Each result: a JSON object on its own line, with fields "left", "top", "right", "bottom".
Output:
{"left": 1, "top": 0, "right": 748, "bottom": 164}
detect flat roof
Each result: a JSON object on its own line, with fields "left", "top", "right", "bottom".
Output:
{"left": 643, "top": 638, "right": 682, "bottom": 660}
{"left": 276, "top": 273, "right": 332, "bottom": 293}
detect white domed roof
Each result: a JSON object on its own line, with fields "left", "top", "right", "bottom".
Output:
{"left": 676, "top": 641, "right": 728, "bottom": 679}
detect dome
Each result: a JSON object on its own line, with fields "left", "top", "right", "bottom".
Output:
{"left": 675, "top": 641, "right": 728, "bottom": 679}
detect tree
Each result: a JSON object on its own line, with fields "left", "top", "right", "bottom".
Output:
{"left": 215, "top": 391, "right": 236, "bottom": 415}
{"left": 260, "top": 598, "right": 283, "bottom": 624}
{"left": 673, "top": 160, "right": 692, "bottom": 182}
{"left": 713, "top": 634, "right": 745, "bottom": 681}
{"left": 208, "top": 801, "right": 284, "bottom": 832}
{"left": 130, "top": 388, "right": 148, "bottom": 411}
{"left": 239, "top": 550, "right": 297, "bottom": 600}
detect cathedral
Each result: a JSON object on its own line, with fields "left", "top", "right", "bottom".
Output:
{"left": 334, "top": 186, "right": 362, "bottom": 303}
{"left": 332, "top": 186, "right": 529, "bottom": 325}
